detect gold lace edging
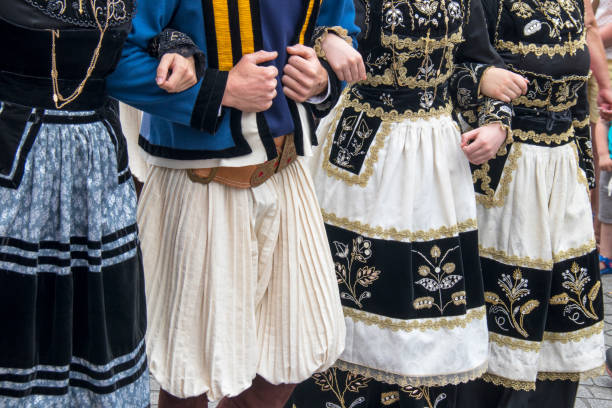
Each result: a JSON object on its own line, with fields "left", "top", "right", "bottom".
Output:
{"left": 314, "top": 26, "right": 352, "bottom": 60}
{"left": 380, "top": 29, "right": 464, "bottom": 51}
{"left": 537, "top": 365, "right": 605, "bottom": 382}
{"left": 343, "top": 94, "right": 453, "bottom": 122}
{"left": 513, "top": 96, "right": 578, "bottom": 112}
{"left": 481, "top": 373, "right": 536, "bottom": 391}
{"left": 496, "top": 35, "right": 586, "bottom": 58}
{"left": 479, "top": 245, "right": 552, "bottom": 269}
{"left": 513, "top": 127, "right": 573, "bottom": 145}
{"left": 542, "top": 321, "right": 604, "bottom": 343}
{"left": 553, "top": 239, "right": 596, "bottom": 263}
{"left": 322, "top": 210, "right": 477, "bottom": 242}
{"left": 334, "top": 359, "right": 488, "bottom": 387}
{"left": 474, "top": 143, "right": 523, "bottom": 209}
{"left": 490, "top": 333, "right": 541, "bottom": 352}
{"left": 343, "top": 306, "right": 486, "bottom": 333}
{"left": 321, "top": 98, "right": 392, "bottom": 188}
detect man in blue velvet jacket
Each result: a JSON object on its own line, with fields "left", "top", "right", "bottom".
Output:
{"left": 107, "top": 1, "right": 362, "bottom": 407}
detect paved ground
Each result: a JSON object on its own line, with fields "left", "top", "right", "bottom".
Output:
{"left": 150, "top": 276, "right": 612, "bottom": 408}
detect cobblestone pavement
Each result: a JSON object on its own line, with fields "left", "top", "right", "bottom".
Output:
{"left": 151, "top": 276, "right": 612, "bottom": 408}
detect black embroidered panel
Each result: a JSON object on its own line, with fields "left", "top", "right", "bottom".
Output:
{"left": 545, "top": 250, "right": 603, "bottom": 333}
{"left": 22, "top": 0, "right": 134, "bottom": 28}
{"left": 328, "top": 106, "right": 382, "bottom": 175}
{"left": 325, "top": 223, "right": 483, "bottom": 320}
{"left": 481, "top": 257, "right": 552, "bottom": 342}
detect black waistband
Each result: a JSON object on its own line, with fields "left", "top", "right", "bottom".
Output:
{"left": 0, "top": 71, "right": 107, "bottom": 111}
{"left": 513, "top": 106, "right": 573, "bottom": 132}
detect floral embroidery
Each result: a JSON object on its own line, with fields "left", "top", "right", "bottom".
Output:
{"left": 511, "top": 1, "right": 535, "bottom": 18}
{"left": 485, "top": 269, "right": 540, "bottom": 338}
{"left": 401, "top": 386, "right": 447, "bottom": 408}
{"left": 334, "top": 237, "right": 381, "bottom": 308}
{"left": 549, "top": 262, "right": 600, "bottom": 324}
{"left": 331, "top": 111, "right": 376, "bottom": 171}
{"left": 412, "top": 245, "right": 466, "bottom": 314}
{"left": 313, "top": 368, "right": 371, "bottom": 408}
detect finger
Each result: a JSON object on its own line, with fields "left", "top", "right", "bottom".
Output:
{"left": 348, "top": 60, "right": 360, "bottom": 83}
{"left": 514, "top": 76, "right": 529, "bottom": 94}
{"left": 287, "top": 55, "right": 315, "bottom": 76}
{"left": 287, "top": 44, "right": 316, "bottom": 60}
{"left": 156, "top": 54, "right": 174, "bottom": 85}
{"left": 463, "top": 137, "right": 484, "bottom": 155}
{"left": 163, "top": 68, "right": 184, "bottom": 93}
{"left": 358, "top": 59, "right": 367, "bottom": 81}
{"left": 251, "top": 50, "right": 278, "bottom": 65}
{"left": 283, "top": 86, "right": 306, "bottom": 103}
{"left": 507, "top": 82, "right": 523, "bottom": 99}
{"left": 461, "top": 128, "right": 479, "bottom": 145}
{"left": 283, "top": 64, "right": 312, "bottom": 89}
{"left": 281, "top": 75, "right": 308, "bottom": 98}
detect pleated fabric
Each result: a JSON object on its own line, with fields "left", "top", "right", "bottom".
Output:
{"left": 138, "top": 158, "right": 345, "bottom": 401}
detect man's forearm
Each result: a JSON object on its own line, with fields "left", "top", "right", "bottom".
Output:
{"left": 586, "top": 0, "right": 611, "bottom": 90}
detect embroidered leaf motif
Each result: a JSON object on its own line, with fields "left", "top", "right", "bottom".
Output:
{"left": 418, "top": 265, "right": 431, "bottom": 277}
{"left": 381, "top": 391, "right": 401, "bottom": 405}
{"left": 356, "top": 266, "right": 381, "bottom": 287}
{"left": 440, "top": 274, "right": 463, "bottom": 289}
{"left": 484, "top": 291, "right": 502, "bottom": 305}
{"left": 549, "top": 293, "right": 570, "bottom": 305}
{"left": 451, "top": 291, "right": 467, "bottom": 306}
{"left": 400, "top": 386, "right": 424, "bottom": 399}
{"left": 325, "top": 403, "right": 342, "bottom": 408}
{"left": 430, "top": 245, "right": 441, "bottom": 259}
{"left": 312, "top": 372, "right": 333, "bottom": 391}
{"left": 346, "top": 373, "right": 371, "bottom": 392}
{"left": 333, "top": 241, "right": 349, "bottom": 259}
{"left": 442, "top": 262, "right": 456, "bottom": 274}
{"left": 335, "top": 262, "right": 347, "bottom": 283}
{"left": 588, "top": 281, "right": 601, "bottom": 302}
{"left": 348, "top": 397, "right": 366, "bottom": 408}
{"left": 416, "top": 278, "right": 440, "bottom": 291}
{"left": 413, "top": 296, "right": 435, "bottom": 310}
{"left": 520, "top": 299, "right": 540, "bottom": 315}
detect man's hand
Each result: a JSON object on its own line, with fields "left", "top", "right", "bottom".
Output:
{"left": 156, "top": 54, "right": 198, "bottom": 93}
{"left": 321, "top": 33, "right": 366, "bottom": 83}
{"left": 222, "top": 51, "right": 279, "bottom": 112}
{"left": 480, "top": 67, "right": 529, "bottom": 102}
{"left": 598, "top": 87, "right": 612, "bottom": 121}
{"left": 282, "top": 44, "right": 328, "bottom": 103}
{"left": 461, "top": 123, "right": 508, "bottom": 165}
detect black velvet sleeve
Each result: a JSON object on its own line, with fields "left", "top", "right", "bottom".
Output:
{"left": 572, "top": 83, "right": 595, "bottom": 188}
{"left": 148, "top": 28, "right": 206, "bottom": 81}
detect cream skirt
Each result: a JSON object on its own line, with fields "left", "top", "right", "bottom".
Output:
{"left": 138, "top": 159, "right": 345, "bottom": 401}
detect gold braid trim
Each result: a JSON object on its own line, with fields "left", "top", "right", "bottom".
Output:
{"left": 479, "top": 245, "right": 552, "bottom": 269}
{"left": 343, "top": 96, "right": 454, "bottom": 121}
{"left": 572, "top": 117, "right": 590, "bottom": 129}
{"left": 513, "top": 127, "right": 574, "bottom": 145}
{"left": 542, "top": 321, "right": 604, "bottom": 343}
{"left": 490, "top": 333, "right": 541, "bottom": 352}
{"left": 552, "top": 239, "right": 596, "bottom": 263}
{"left": 334, "top": 360, "right": 488, "bottom": 387}
{"left": 314, "top": 26, "right": 352, "bottom": 60}
{"left": 571, "top": 141, "right": 589, "bottom": 188}
{"left": 322, "top": 211, "right": 477, "bottom": 242}
{"left": 537, "top": 365, "right": 605, "bottom": 382}
{"left": 343, "top": 306, "right": 486, "bottom": 333}
{"left": 481, "top": 373, "right": 536, "bottom": 391}
{"left": 473, "top": 143, "right": 523, "bottom": 209}
{"left": 513, "top": 96, "right": 577, "bottom": 112}
{"left": 380, "top": 29, "right": 464, "bottom": 51}
{"left": 496, "top": 35, "right": 586, "bottom": 58}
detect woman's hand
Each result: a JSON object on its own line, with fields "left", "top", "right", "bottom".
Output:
{"left": 156, "top": 54, "right": 198, "bottom": 93}
{"left": 480, "top": 67, "right": 529, "bottom": 102}
{"left": 321, "top": 33, "right": 366, "bottom": 83}
{"left": 461, "top": 123, "right": 508, "bottom": 165}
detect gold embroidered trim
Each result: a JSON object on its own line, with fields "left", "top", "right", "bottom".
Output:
{"left": 380, "top": 29, "right": 464, "bottom": 51}
{"left": 321, "top": 98, "right": 392, "bottom": 188}
{"left": 496, "top": 35, "right": 586, "bottom": 58}
{"left": 479, "top": 245, "right": 553, "bottom": 270}
{"left": 322, "top": 211, "right": 477, "bottom": 242}
{"left": 314, "top": 26, "right": 352, "bottom": 60}
{"left": 513, "top": 127, "right": 573, "bottom": 145}
{"left": 490, "top": 333, "right": 541, "bottom": 352}
{"left": 572, "top": 117, "right": 590, "bottom": 129}
{"left": 474, "top": 143, "right": 523, "bottom": 209}
{"left": 552, "top": 239, "right": 596, "bottom": 263}
{"left": 343, "top": 306, "right": 486, "bottom": 333}
{"left": 571, "top": 141, "right": 589, "bottom": 188}
{"left": 542, "top": 321, "right": 604, "bottom": 343}
{"left": 537, "top": 365, "right": 605, "bottom": 382}
{"left": 343, "top": 96, "right": 453, "bottom": 121}
{"left": 481, "top": 373, "right": 535, "bottom": 391}
{"left": 334, "top": 360, "right": 488, "bottom": 388}
{"left": 513, "top": 96, "right": 577, "bottom": 112}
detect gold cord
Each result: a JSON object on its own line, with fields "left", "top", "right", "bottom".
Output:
{"left": 49, "top": 0, "right": 110, "bottom": 109}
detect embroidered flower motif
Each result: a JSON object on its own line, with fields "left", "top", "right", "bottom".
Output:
{"left": 447, "top": 1, "right": 462, "bottom": 21}
{"left": 549, "top": 262, "right": 600, "bottom": 324}
{"left": 401, "top": 386, "right": 447, "bottom": 408}
{"left": 332, "top": 112, "right": 375, "bottom": 170}
{"left": 412, "top": 245, "right": 465, "bottom": 314}
{"left": 485, "top": 269, "right": 540, "bottom": 338}
{"left": 334, "top": 237, "right": 381, "bottom": 308}
{"left": 313, "top": 368, "right": 370, "bottom": 408}
{"left": 511, "top": 1, "right": 535, "bottom": 18}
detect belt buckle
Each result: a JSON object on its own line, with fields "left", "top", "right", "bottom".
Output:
{"left": 187, "top": 168, "right": 219, "bottom": 185}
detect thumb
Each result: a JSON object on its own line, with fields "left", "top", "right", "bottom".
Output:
{"left": 157, "top": 54, "right": 174, "bottom": 85}
{"left": 252, "top": 50, "right": 278, "bottom": 65}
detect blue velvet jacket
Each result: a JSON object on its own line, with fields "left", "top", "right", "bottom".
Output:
{"left": 107, "top": 0, "right": 359, "bottom": 164}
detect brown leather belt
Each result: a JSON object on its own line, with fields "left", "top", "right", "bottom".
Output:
{"left": 187, "top": 134, "right": 297, "bottom": 188}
